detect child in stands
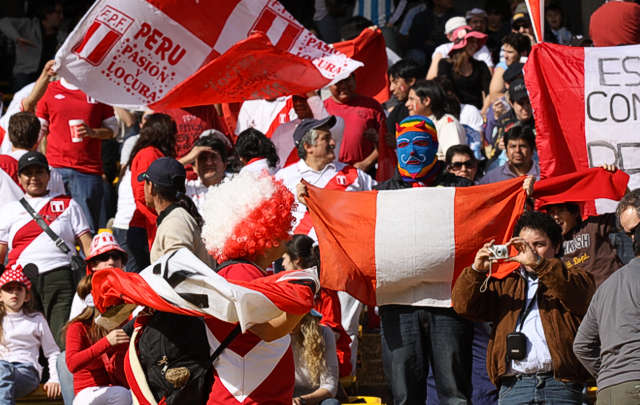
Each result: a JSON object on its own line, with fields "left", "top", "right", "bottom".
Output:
{"left": 0, "top": 265, "right": 61, "bottom": 402}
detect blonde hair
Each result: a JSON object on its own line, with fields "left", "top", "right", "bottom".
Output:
{"left": 292, "top": 313, "right": 327, "bottom": 386}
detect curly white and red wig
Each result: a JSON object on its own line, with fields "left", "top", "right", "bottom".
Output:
{"left": 201, "top": 171, "right": 295, "bottom": 263}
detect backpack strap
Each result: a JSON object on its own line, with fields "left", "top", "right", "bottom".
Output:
{"left": 210, "top": 324, "right": 241, "bottom": 363}
{"left": 214, "top": 258, "right": 253, "bottom": 273}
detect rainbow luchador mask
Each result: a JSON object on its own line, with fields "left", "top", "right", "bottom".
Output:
{"left": 395, "top": 115, "right": 438, "bottom": 180}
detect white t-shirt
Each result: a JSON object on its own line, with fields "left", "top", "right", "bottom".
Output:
{"left": 0, "top": 310, "right": 59, "bottom": 382}
{"left": 432, "top": 43, "right": 494, "bottom": 69}
{"left": 0, "top": 83, "right": 35, "bottom": 155}
{"left": 112, "top": 169, "right": 135, "bottom": 230}
{"left": 430, "top": 114, "right": 467, "bottom": 160}
{"left": 0, "top": 193, "right": 90, "bottom": 273}
{"left": 119, "top": 134, "right": 139, "bottom": 167}
{"left": 293, "top": 325, "right": 339, "bottom": 397}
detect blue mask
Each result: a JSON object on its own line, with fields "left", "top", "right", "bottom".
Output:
{"left": 396, "top": 116, "right": 438, "bottom": 180}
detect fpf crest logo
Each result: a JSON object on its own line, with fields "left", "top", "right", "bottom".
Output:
{"left": 72, "top": 6, "right": 134, "bottom": 66}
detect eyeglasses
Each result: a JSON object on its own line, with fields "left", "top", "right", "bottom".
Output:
{"left": 90, "top": 251, "right": 123, "bottom": 264}
{"left": 450, "top": 160, "right": 476, "bottom": 170}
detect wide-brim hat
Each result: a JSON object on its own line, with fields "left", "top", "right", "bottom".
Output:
{"left": 449, "top": 27, "right": 488, "bottom": 54}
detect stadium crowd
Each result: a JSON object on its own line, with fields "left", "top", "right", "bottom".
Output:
{"left": 0, "top": 1, "right": 640, "bottom": 405}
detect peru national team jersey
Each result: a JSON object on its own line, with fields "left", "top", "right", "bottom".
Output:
{"left": 36, "top": 80, "right": 115, "bottom": 175}
{"left": 0, "top": 193, "right": 90, "bottom": 273}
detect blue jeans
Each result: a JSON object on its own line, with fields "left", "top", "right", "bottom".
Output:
{"left": 380, "top": 305, "right": 472, "bottom": 405}
{"left": 112, "top": 227, "right": 150, "bottom": 273}
{"left": 57, "top": 352, "right": 74, "bottom": 405}
{"left": 319, "top": 399, "right": 340, "bottom": 405}
{"left": 55, "top": 168, "right": 103, "bottom": 233}
{"left": 498, "top": 373, "right": 583, "bottom": 405}
{"left": 0, "top": 361, "right": 40, "bottom": 402}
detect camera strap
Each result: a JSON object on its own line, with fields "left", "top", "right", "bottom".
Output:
{"left": 515, "top": 275, "right": 538, "bottom": 332}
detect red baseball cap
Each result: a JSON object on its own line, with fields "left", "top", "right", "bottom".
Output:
{"left": 0, "top": 265, "right": 31, "bottom": 290}
{"left": 86, "top": 231, "right": 127, "bottom": 263}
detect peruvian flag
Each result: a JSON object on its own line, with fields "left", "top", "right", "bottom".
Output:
{"left": 306, "top": 169, "right": 628, "bottom": 307}
{"left": 524, "top": 0, "right": 544, "bottom": 43}
{"left": 55, "top": 0, "right": 362, "bottom": 109}
{"left": 91, "top": 248, "right": 319, "bottom": 331}
{"left": 525, "top": 42, "right": 640, "bottom": 215}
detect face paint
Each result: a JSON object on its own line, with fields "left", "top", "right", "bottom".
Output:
{"left": 395, "top": 116, "right": 438, "bottom": 181}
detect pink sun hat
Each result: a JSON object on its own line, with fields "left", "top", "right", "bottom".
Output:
{"left": 449, "top": 26, "right": 488, "bottom": 55}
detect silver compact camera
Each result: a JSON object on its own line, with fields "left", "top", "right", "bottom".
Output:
{"left": 488, "top": 244, "right": 509, "bottom": 260}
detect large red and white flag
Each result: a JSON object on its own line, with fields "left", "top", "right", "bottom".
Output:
{"left": 524, "top": 0, "right": 544, "bottom": 43}
{"left": 306, "top": 178, "right": 528, "bottom": 307}
{"left": 525, "top": 42, "right": 640, "bottom": 215}
{"left": 307, "top": 169, "right": 628, "bottom": 307}
{"left": 55, "top": 0, "right": 362, "bottom": 108}
{"left": 91, "top": 248, "right": 319, "bottom": 331}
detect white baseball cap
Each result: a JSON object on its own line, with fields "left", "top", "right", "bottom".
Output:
{"left": 444, "top": 16, "right": 467, "bottom": 35}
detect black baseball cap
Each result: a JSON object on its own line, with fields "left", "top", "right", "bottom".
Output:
{"left": 508, "top": 79, "right": 528, "bottom": 103}
{"left": 293, "top": 116, "right": 336, "bottom": 147}
{"left": 18, "top": 151, "right": 49, "bottom": 174}
{"left": 137, "top": 157, "right": 186, "bottom": 191}
{"left": 503, "top": 62, "right": 524, "bottom": 84}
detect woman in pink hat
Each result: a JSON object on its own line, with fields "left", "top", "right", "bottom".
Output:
{"left": 435, "top": 26, "right": 491, "bottom": 112}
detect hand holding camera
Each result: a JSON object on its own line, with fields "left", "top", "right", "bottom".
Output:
{"left": 506, "top": 236, "right": 542, "bottom": 271}
{"left": 472, "top": 240, "right": 510, "bottom": 273}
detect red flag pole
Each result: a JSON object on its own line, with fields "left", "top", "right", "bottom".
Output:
{"left": 525, "top": 0, "right": 545, "bottom": 43}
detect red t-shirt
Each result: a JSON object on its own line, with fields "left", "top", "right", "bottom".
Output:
{"left": 129, "top": 146, "right": 163, "bottom": 248}
{"left": 324, "top": 95, "right": 386, "bottom": 165}
{"left": 66, "top": 321, "right": 127, "bottom": 394}
{"left": 36, "top": 81, "right": 114, "bottom": 175}
{"left": 206, "top": 262, "right": 294, "bottom": 405}
{"left": 0, "top": 155, "right": 19, "bottom": 187}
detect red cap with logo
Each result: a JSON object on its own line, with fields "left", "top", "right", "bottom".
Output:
{"left": 0, "top": 264, "right": 32, "bottom": 290}
{"left": 86, "top": 231, "right": 127, "bottom": 263}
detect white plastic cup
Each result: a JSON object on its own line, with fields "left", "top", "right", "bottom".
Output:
{"left": 68, "top": 119, "right": 85, "bottom": 143}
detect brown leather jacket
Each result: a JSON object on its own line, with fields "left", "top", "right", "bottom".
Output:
{"left": 452, "top": 258, "right": 595, "bottom": 386}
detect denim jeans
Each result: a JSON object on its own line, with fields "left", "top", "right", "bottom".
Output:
{"left": 498, "top": 373, "right": 583, "bottom": 404}
{"left": 57, "top": 351, "right": 74, "bottom": 405}
{"left": 380, "top": 305, "right": 472, "bottom": 405}
{"left": 112, "top": 227, "right": 150, "bottom": 273}
{"left": 0, "top": 361, "right": 40, "bottom": 402}
{"left": 55, "top": 167, "right": 104, "bottom": 233}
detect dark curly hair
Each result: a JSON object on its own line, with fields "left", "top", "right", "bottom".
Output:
{"left": 513, "top": 211, "right": 563, "bottom": 252}
{"left": 235, "top": 128, "right": 279, "bottom": 168}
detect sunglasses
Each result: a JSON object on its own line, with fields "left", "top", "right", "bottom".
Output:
{"left": 513, "top": 22, "right": 531, "bottom": 30}
{"left": 90, "top": 251, "right": 123, "bottom": 264}
{"left": 450, "top": 160, "right": 476, "bottom": 170}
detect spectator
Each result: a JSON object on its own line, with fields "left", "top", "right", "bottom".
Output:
{"left": 488, "top": 33, "right": 531, "bottom": 103}
{"left": 479, "top": 126, "right": 539, "bottom": 184}
{"left": 387, "top": 59, "right": 423, "bottom": 136}
{"left": 589, "top": 1, "right": 640, "bottom": 47}
{"left": 574, "top": 189, "right": 640, "bottom": 404}
{"left": 185, "top": 131, "right": 232, "bottom": 214}
{"left": 445, "top": 144, "right": 479, "bottom": 182}
{"left": 119, "top": 114, "right": 177, "bottom": 272}
{"left": 405, "top": 80, "right": 466, "bottom": 160}
{"left": 36, "top": 78, "right": 117, "bottom": 233}
{"left": 0, "top": 267, "right": 61, "bottom": 402}
{"left": 139, "top": 157, "right": 214, "bottom": 267}
{"left": 64, "top": 279, "right": 130, "bottom": 405}
{"left": 541, "top": 168, "right": 625, "bottom": 287}
{"left": 0, "top": 152, "right": 92, "bottom": 347}
{"left": 283, "top": 234, "right": 352, "bottom": 378}
{"left": 0, "top": 112, "right": 65, "bottom": 197}
{"left": 485, "top": 79, "right": 534, "bottom": 165}
{"left": 235, "top": 128, "right": 279, "bottom": 176}
{"left": 324, "top": 74, "right": 385, "bottom": 175}
{"left": 466, "top": 8, "right": 488, "bottom": 33}
{"left": 278, "top": 116, "right": 375, "bottom": 375}
{"left": 511, "top": 9, "right": 536, "bottom": 45}
{"left": 374, "top": 116, "right": 473, "bottom": 404}
{"left": 452, "top": 211, "right": 595, "bottom": 404}
{"left": 436, "top": 26, "right": 491, "bottom": 110}
{"left": 200, "top": 171, "right": 317, "bottom": 404}
{"left": 545, "top": 5, "right": 573, "bottom": 45}
{"left": 485, "top": 6, "right": 510, "bottom": 59}
{"left": 426, "top": 16, "right": 494, "bottom": 80}
{"left": 407, "top": 0, "right": 458, "bottom": 65}
{"left": 291, "top": 311, "right": 339, "bottom": 405}
{"left": 0, "top": 1, "right": 65, "bottom": 90}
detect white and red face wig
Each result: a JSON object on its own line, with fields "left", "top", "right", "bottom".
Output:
{"left": 201, "top": 171, "right": 295, "bottom": 263}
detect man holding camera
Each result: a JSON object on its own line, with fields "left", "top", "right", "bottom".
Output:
{"left": 452, "top": 211, "right": 595, "bottom": 404}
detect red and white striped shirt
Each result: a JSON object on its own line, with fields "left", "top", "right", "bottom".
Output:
{"left": 0, "top": 193, "right": 90, "bottom": 273}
